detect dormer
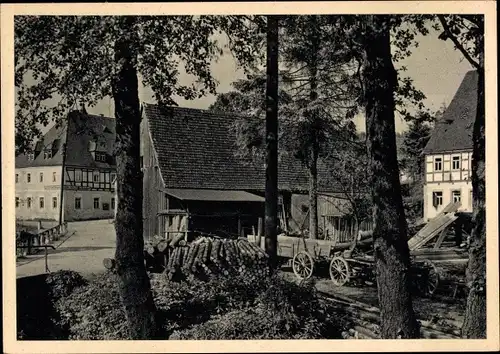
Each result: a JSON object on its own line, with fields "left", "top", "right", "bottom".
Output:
{"left": 34, "top": 141, "right": 44, "bottom": 159}
{"left": 88, "top": 138, "right": 108, "bottom": 163}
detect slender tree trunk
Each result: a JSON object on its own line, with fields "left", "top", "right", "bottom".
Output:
{"left": 265, "top": 15, "right": 279, "bottom": 269}
{"left": 112, "top": 18, "right": 158, "bottom": 339}
{"left": 362, "top": 15, "right": 420, "bottom": 338}
{"left": 462, "top": 40, "right": 485, "bottom": 338}
{"left": 308, "top": 15, "right": 319, "bottom": 240}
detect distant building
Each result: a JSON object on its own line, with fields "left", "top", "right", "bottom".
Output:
{"left": 422, "top": 70, "right": 477, "bottom": 221}
{"left": 15, "top": 110, "right": 116, "bottom": 222}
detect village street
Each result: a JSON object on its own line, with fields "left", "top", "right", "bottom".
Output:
{"left": 16, "top": 219, "right": 116, "bottom": 280}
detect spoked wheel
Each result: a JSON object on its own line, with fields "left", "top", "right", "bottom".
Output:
{"left": 416, "top": 259, "right": 440, "bottom": 296}
{"left": 329, "top": 256, "right": 350, "bottom": 286}
{"left": 292, "top": 251, "right": 314, "bottom": 280}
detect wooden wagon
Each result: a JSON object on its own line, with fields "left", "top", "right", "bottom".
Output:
{"left": 248, "top": 201, "right": 469, "bottom": 297}
{"left": 321, "top": 201, "right": 469, "bottom": 297}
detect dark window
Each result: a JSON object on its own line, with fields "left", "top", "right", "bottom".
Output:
{"left": 75, "top": 197, "right": 82, "bottom": 209}
{"left": 452, "top": 156, "right": 460, "bottom": 170}
{"left": 452, "top": 190, "right": 461, "bottom": 203}
{"left": 16, "top": 197, "right": 19, "bottom": 208}
{"left": 27, "top": 197, "right": 32, "bottom": 209}
{"left": 52, "top": 197, "right": 57, "bottom": 209}
{"left": 111, "top": 198, "right": 116, "bottom": 210}
{"left": 15, "top": 174, "right": 19, "bottom": 183}
{"left": 102, "top": 202, "right": 110, "bottom": 211}
{"left": 93, "top": 197, "right": 100, "bottom": 209}
{"left": 432, "top": 191, "right": 443, "bottom": 208}
{"left": 52, "top": 172, "right": 57, "bottom": 182}
{"left": 93, "top": 173, "right": 99, "bottom": 182}
{"left": 39, "top": 197, "right": 45, "bottom": 209}
{"left": 27, "top": 173, "right": 31, "bottom": 183}
{"left": 40, "top": 172, "right": 44, "bottom": 183}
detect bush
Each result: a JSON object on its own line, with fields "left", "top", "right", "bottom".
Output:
{"left": 53, "top": 270, "right": 348, "bottom": 340}
{"left": 17, "top": 270, "right": 86, "bottom": 340}
{"left": 168, "top": 275, "right": 348, "bottom": 339}
{"left": 54, "top": 272, "right": 128, "bottom": 340}
{"left": 45, "top": 270, "right": 88, "bottom": 300}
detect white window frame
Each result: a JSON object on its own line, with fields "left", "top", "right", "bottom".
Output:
{"left": 452, "top": 190, "right": 461, "bottom": 203}
{"left": 93, "top": 172, "right": 100, "bottom": 182}
{"left": 93, "top": 197, "right": 100, "bottom": 209}
{"left": 434, "top": 157, "right": 443, "bottom": 171}
{"left": 452, "top": 156, "right": 461, "bottom": 170}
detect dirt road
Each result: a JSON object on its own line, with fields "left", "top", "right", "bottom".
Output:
{"left": 16, "top": 219, "right": 116, "bottom": 280}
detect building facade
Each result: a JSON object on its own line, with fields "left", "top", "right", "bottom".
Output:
{"left": 422, "top": 70, "right": 477, "bottom": 221}
{"left": 15, "top": 110, "right": 116, "bottom": 222}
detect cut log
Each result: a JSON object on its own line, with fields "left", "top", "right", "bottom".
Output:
{"left": 103, "top": 258, "right": 116, "bottom": 270}
{"left": 169, "top": 234, "right": 184, "bottom": 248}
{"left": 157, "top": 240, "right": 169, "bottom": 253}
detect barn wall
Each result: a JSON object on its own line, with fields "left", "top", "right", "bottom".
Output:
{"left": 141, "top": 116, "right": 164, "bottom": 241}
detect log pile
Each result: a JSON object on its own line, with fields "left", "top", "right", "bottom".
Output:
{"left": 141, "top": 236, "right": 271, "bottom": 281}
{"left": 319, "top": 291, "right": 462, "bottom": 339}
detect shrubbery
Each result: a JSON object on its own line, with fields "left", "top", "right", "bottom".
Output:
{"left": 20, "top": 269, "right": 348, "bottom": 340}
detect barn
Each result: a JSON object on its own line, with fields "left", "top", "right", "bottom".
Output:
{"left": 140, "top": 104, "right": 365, "bottom": 242}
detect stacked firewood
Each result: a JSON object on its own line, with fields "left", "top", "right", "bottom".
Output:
{"left": 319, "top": 292, "right": 462, "bottom": 339}
{"left": 140, "top": 235, "right": 270, "bottom": 281}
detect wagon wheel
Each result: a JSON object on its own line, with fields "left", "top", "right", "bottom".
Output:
{"left": 329, "top": 256, "right": 350, "bottom": 286}
{"left": 417, "top": 259, "right": 440, "bottom": 296}
{"left": 292, "top": 251, "right": 314, "bottom": 280}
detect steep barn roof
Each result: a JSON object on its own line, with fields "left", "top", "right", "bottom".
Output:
{"left": 143, "top": 104, "right": 340, "bottom": 192}
{"left": 16, "top": 111, "right": 116, "bottom": 170}
{"left": 423, "top": 70, "right": 478, "bottom": 154}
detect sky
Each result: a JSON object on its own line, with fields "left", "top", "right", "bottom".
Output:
{"left": 36, "top": 22, "right": 474, "bottom": 134}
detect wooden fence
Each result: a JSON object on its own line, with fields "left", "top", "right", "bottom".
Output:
{"left": 16, "top": 222, "right": 68, "bottom": 257}
{"left": 321, "top": 216, "right": 374, "bottom": 243}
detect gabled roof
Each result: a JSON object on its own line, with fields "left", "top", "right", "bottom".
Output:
{"left": 65, "top": 112, "right": 115, "bottom": 169}
{"left": 143, "top": 104, "right": 340, "bottom": 192}
{"left": 16, "top": 111, "right": 116, "bottom": 170}
{"left": 423, "top": 70, "right": 478, "bottom": 154}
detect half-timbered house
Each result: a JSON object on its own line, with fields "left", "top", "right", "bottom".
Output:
{"left": 422, "top": 70, "right": 477, "bottom": 221}
{"left": 15, "top": 110, "right": 116, "bottom": 222}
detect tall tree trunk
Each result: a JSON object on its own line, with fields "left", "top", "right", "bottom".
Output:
{"left": 112, "top": 18, "right": 158, "bottom": 339}
{"left": 308, "top": 144, "right": 319, "bottom": 239}
{"left": 308, "top": 15, "right": 319, "bottom": 240}
{"left": 265, "top": 15, "right": 279, "bottom": 269}
{"left": 362, "top": 15, "right": 420, "bottom": 338}
{"left": 462, "top": 37, "right": 485, "bottom": 338}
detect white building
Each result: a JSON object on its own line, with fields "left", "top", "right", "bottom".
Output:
{"left": 422, "top": 70, "right": 477, "bottom": 221}
{"left": 15, "top": 110, "right": 116, "bottom": 222}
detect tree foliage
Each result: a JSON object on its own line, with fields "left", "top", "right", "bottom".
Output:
{"left": 14, "top": 15, "right": 266, "bottom": 154}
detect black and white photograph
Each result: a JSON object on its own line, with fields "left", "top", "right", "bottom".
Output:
{"left": 2, "top": 2, "right": 498, "bottom": 353}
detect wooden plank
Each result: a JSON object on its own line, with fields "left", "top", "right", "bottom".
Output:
{"left": 408, "top": 214, "right": 458, "bottom": 251}
{"left": 433, "top": 228, "right": 448, "bottom": 249}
